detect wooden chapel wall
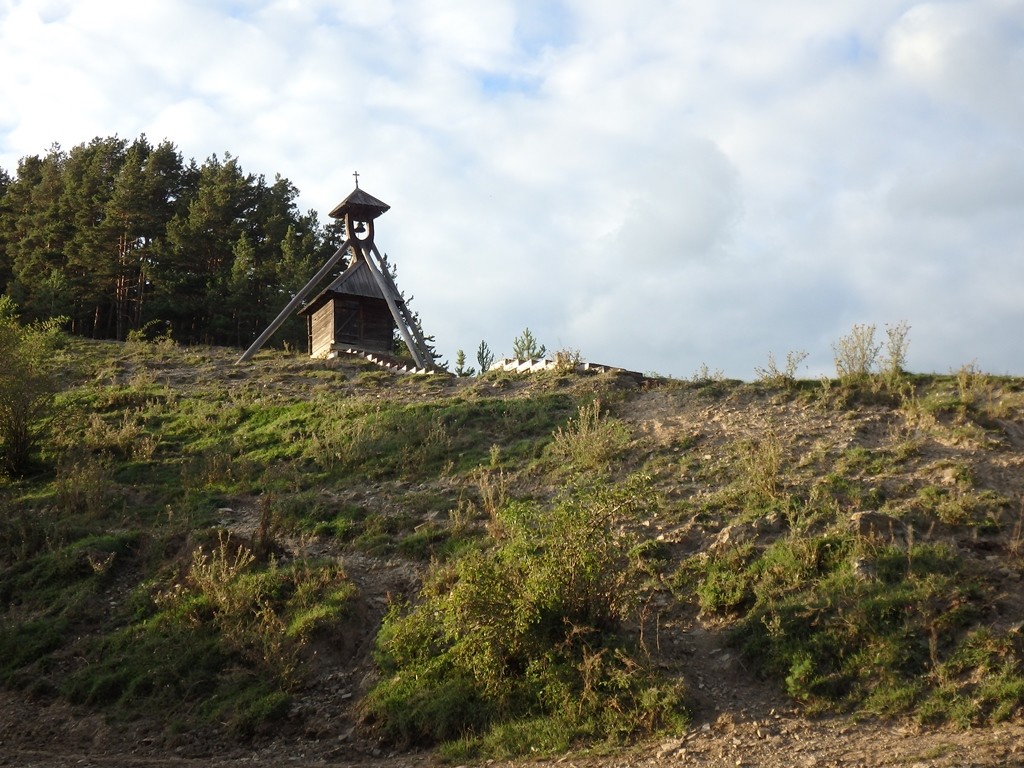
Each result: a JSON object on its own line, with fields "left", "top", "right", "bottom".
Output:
{"left": 334, "top": 296, "right": 395, "bottom": 353}
{"left": 309, "top": 302, "right": 335, "bottom": 358}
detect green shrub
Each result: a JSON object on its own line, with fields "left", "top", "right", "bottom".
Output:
{"left": 719, "top": 536, "right": 1012, "bottom": 720}
{"left": 0, "top": 297, "right": 65, "bottom": 476}
{"left": 364, "top": 475, "right": 689, "bottom": 755}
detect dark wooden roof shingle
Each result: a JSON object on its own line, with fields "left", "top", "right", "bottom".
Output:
{"left": 298, "top": 258, "right": 404, "bottom": 315}
{"left": 328, "top": 187, "right": 390, "bottom": 221}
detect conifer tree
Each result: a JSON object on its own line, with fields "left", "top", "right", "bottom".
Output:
{"left": 476, "top": 340, "right": 495, "bottom": 373}
{"left": 454, "top": 349, "right": 476, "bottom": 377}
{"left": 512, "top": 327, "right": 546, "bottom": 362}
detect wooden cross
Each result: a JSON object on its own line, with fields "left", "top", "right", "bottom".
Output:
{"left": 353, "top": 171, "right": 360, "bottom": 188}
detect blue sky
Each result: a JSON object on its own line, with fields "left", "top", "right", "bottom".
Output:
{"left": 2, "top": 0, "right": 1022, "bottom": 378}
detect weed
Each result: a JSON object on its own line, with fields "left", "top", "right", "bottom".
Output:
{"left": 733, "top": 431, "right": 784, "bottom": 507}
{"left": 553, "top": 347, "right": 584, "bottom": 373}
{"left": 181, "top": 446, "right": 257, "bottom": 495}
{"left": 954, "top": 361, "right": 986, "bottom": 405}
{"left": 909, "top": 484, "right": 1010, "bottom": 528}
{"left": 921, "top": 628, "right": 1024, "bottom": 725}
{"left": 156, "top": 532, "right": 356, "bottom": 685}
{"left": 54, "top": 454, "right": 118, "bottom": 518}
{"left": 396, "top": 522, "right": 454, "bottom": 560}
{"left": 253, "top": 493, "right": 282, "bottom": 560}
{"left": 448, "top": 493, "right": 478, "bottom": 534}
{"left": 880, "top": 321, "right": 911, "bottom": 388}
{"left": 755, "top": 350, "right": 808, "bottom": 389}
{"left": 473, "top": 465, "right": 508, "bottom": 530}
{"left": 833, "top": 323, "right": 880, "bottom": 384}
{"left": 1009, "top": 501, "right": 1024, "bottom": 560}
{"left": 549, "top": 399, "right": 630, "bottom": 473}
{"left": 721, "top": 534, "right": 1005, "bottom": 721}
{"left": 690, "top": 363, "right": 725, "bottom": 385}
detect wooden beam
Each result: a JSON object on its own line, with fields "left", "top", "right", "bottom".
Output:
{"left": 236, "top": 238, "right": 352, "bottom": 363}
{"left": 368, "top": 243, "right": 435, "bottom": 361}
{"left": 360, "top": 243, "right": 428, "bottom": 369}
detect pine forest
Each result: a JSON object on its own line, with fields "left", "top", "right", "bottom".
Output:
{"left": 0, "top": 134, "right": 345, "bottom": 348}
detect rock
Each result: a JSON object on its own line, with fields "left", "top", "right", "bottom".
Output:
{"left": 711, "top": 513, "right": 785, "bottom": 551}
{"left": 851, "top": 556, "right": 877, "bottom": 581}
{"left": 656, "top": 738, "right": 685, "bottom": 758}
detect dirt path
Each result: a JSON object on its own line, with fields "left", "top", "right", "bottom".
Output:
{"left": 3, "top": 684, "right": 1023, "bottom": 767}
{"left": 3, "top": 606, "right": 1022, "bottom": 768}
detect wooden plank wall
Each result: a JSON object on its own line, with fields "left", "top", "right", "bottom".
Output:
{"left": 310, "top": 303, "right": 335, "bottom": 358}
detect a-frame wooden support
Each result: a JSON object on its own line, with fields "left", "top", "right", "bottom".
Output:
{"left": 359, "top": 240, "right": 431, "bottom": 369}
{"left": 236, "top": 182, "right": 434, "bottom": 367}
{"left": 236, "top": 238, "right": 351, "bottom": 364}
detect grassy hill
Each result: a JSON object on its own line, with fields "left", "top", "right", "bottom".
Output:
{"left": 1, "top": 337, "right": 1022, "bottom": 760}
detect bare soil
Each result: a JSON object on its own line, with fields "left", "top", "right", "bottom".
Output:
{"left": 4, "top": 646, "right": 1023, "bottom": 767}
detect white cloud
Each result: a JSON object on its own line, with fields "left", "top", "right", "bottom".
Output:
{"left": 2, "top": 0, "right": 1023, "bottom": 378}
{"left": 885, "top": 1, "right": 1024, "bottom": 119}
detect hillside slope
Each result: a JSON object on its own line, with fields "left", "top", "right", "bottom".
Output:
{"left": 1, "top": 339, "right": 1022, "bottom": 766}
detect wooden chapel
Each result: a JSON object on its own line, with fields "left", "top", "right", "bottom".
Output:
{"left": 236, "top": 177, "right": 438, "bottom": 371}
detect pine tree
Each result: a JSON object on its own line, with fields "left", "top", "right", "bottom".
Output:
{"left": 476, "top": 340, "right": 495, "bottom": 373}
{"left": 454, "top": 349, "right": 476, "bottom": 377}
{"left": 229, "top": 233, "right": 258, "bottom": 345}
{"left": 512, "top": 327, "right": 546, "bottom": 362}
{"left": 0, "top": 133, "right": 339, "bottom": 350}
{"left": 0, "top": 167, "right": 11, "bottom": 290}
{"left": 62, "top": 137, "right": 130, "bottom": 337}
{"left": 5, "top": 149, "right": 72, "bottom": 324}
{"left": 159, "top": 153, "right": 255, "bottom": 343}
{"left": 104, "top": 138, "right": 152, "bottom": 340}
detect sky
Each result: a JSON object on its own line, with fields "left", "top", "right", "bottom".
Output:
{"left": 1, "top": 0, "right": 1022, "bottom": 379}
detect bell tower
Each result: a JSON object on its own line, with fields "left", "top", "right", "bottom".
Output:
{"left": 237, "top": 175, "right": 436, "bottom": 368}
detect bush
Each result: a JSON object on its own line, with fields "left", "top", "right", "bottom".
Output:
{"left": 364, "top": 475, "right": 689, "bottom": 755}
{"left": 714, "top": 534, "right": 1016, "bottom": 721}
{"left": 0, "top": 297, "right": 64, "bottom": 475}
{"left": 155, "top": 532, "right": 356, "bottom": 684}
{"left": 548, "top": 399, "right": 631, "bottom": 473}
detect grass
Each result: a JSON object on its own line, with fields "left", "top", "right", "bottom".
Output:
{"left": 1, "top": 336, "right": 1023, "bottom": 754}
